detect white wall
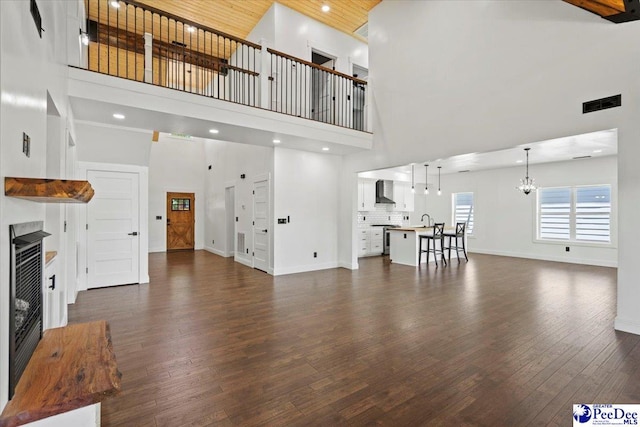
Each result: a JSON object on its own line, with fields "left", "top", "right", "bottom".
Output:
{"left": 247, "top": 3, "right": 368, "bottom": 73}
{"left": 203, "top": 140, "right": 274, "bottom": 268}
{"left": 148, "top": 137, "right": 206, "bottom": 252}
{"left": 409, "top": 156, "right": 617, "bottom": 266}
{"left": 341, "top": 0, "right": 640, "bottom": 333}
{"left": 273, "top": 4, "right": 368, "bottom": 74}
{"left": 245, "top": 4, "right": 276, "bottom": 45}
{"left": 273, "top": 147, "right": 341, "bottom": 275}
{"left": 0, "top": 0, "right": 81, "bottom": 412}
{"left": 75, "top": 122, "right": 152, "bottom": 166}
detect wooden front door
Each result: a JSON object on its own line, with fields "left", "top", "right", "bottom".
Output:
{"left": 166, "top": 192, "right": 195, "bottom": 251}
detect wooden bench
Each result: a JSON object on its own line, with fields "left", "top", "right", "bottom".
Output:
{"left": 0, "top": 321, "right": 121, "bottom": 427}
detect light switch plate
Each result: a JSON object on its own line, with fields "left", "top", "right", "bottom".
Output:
{"left": 23, "top": 133, "right": 30, "bottom": 157}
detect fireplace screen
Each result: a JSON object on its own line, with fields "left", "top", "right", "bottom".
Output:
{"left": 9, "top": 221, "right": 49, "bottom": 399}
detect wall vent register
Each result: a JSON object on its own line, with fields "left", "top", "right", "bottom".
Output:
{"left": 583, "top": 94, "right": 621, "bottom": 114}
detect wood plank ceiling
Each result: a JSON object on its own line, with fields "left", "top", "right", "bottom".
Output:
{"left": 563, "top": 0, "right": 640, "bottom": 22}
{"left": 131, "top": 0, "right": 381, "bottom": 42}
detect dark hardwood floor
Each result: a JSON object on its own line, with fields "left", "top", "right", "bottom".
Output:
{"left": 68, "top": 252, "right": 640, "bottom": 426}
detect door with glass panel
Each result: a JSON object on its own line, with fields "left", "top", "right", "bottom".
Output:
{"left": 166, "top": 192, "right": 195, "bottom": 251}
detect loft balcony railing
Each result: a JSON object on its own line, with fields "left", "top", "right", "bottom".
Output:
{"left": 82, "top": 0, "right": 369, "bottom": 132}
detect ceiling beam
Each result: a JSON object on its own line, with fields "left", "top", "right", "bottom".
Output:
{"left": 563, "top": 0, "right": 640, "bottom": 23}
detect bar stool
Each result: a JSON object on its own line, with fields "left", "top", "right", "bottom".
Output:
{"left": 418, "top": 223, "right": 447, "bottom": 267}
{"left": 444, "top": 222, "right": 468, "bottom": 262}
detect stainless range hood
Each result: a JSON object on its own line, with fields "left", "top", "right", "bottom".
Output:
{"left": 375, "top": 180, "right": 395, "bottom": 204}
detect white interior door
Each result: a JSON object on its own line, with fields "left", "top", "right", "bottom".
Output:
{"left": 253, "top": 178, "right": 269, "bottom": 272}
{"left": 87, "top": 170, "right": 140, "bottom": 288}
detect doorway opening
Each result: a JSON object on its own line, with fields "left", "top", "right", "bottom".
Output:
{"left": 166, "top": 192, "right": 195, "bottom": 251}
{"left": 352, "top": 64, "right": 368, "bottom": 131}
{"left": 311, "top": 50, "right": 336, "bottom": 125}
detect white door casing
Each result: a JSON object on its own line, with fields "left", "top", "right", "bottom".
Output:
{"left": 87, "top": 170, "right": 140, "bottom": 288}
{"left": 253, "top": 177, "right": 269, "bottom": 272}
{"left": 225, "top": 185, "right": 235, "bottom": 257}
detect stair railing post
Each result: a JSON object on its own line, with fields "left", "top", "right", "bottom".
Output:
{"left": 144, "top": 32, "right": 153, "bottom": 83}
{"left": 260, "top": 38, "right": 270, "bottom": 110}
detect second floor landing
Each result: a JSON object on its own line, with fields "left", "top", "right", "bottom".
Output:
{"left": 68, "top": 67, "right": 373, "bottom": 156}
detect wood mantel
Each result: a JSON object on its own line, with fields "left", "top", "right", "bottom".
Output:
{"left": 0, "top": 321, "right": 121, "bottom": 427}
{"left": 4, "top": 177, "right": 94, "bottom": 203}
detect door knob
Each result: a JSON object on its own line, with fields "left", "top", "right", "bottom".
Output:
{"left": 128, "top": 232, "right": 138, "bottom": 236}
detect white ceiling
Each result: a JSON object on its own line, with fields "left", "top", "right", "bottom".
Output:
{"left": 364, "top": 128, "right": 617, "bottom": 182}
{"left": 69, "top": 97, "right": 367, "bottom": 156}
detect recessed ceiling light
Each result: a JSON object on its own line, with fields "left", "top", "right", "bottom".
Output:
{"left": 110, "top": 1, "right": 120, "bottom": 8}
{"left": 516, "top": 159, "right": 523, "bottom": 163}
{"left": 593, "top": 149, "right": 603, "bottom": 153}
{"left": 186, "top": 25, "right": 196, "bottom": 33}
{"left": 209, "top": 129, "right": 219, "bottom": 134}
{"left": 113, "top": 113, "right": 125, "bottom": 119}
{"left": 273, "top": 139, "right": 281, "bottom": 144}
{"left": 322, "top": 147, "right": 330, "bottom": 151}
{"left": 321, "top": 4, "right": 330, "bottom": 12}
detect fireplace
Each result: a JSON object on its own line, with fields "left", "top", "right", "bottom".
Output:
{"left": 8, "top": 221, "right": 50, "bottom": 399}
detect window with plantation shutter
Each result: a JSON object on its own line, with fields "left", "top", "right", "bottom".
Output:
{"left": 575, "top": 186, "right": 611, "bottom": 242}
{"left": 539, "top": 188, "right": 571, "bottom": 240}
{"left": 537, "top": 185, "right": 611, "bottom": 243}
{"left": 452, "top": 192, "right": 474, "bottom": 234}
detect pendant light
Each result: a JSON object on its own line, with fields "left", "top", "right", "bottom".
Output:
{"left": 411, "top": 164, "right": 415, "bottom": 193}
{"left": 437, "top": 166, "right": 442, "bottom": 196}
{"left": 424, "top": 164, "right": 429, "bottom": 194}
{"left": 516, "top": 148, "right": 537, "bottom": 195}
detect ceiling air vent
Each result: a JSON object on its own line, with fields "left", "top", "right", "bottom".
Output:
{"left": 354, "top": 22, "right": 368, "bottom": 39}
{"left": 583, "top": 94, "right": 621, "bottom": 114}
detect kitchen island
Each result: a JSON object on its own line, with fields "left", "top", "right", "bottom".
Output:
{"left": 389, "top": 226, "right": 452, "bottom": 266}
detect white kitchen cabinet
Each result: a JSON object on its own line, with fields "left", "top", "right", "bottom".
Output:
{"left": 358, "top": 179, "right": 376, "bottom": 211}
{"left": 370, "top": 228, "right": 383, "bottom": 255}
{"left": 358, "top": 228, "right": 384, "bottom": 257}
{"left": 358, "top": 229, "right": 369, "bottom": 256}
{"left": 393, "top": 182, "right": 415, "bottom": 212}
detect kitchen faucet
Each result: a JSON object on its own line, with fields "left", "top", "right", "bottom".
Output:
{"left": 421, "top": 213, "right": 432, "bottom": 226}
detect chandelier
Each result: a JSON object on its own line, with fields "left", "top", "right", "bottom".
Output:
{"left": 517, "top": 148, "right": 536, "bottom": 195}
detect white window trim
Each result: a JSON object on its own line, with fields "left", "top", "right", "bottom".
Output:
{"left": 533, "top": 184, "right": 614, "bottom": 248}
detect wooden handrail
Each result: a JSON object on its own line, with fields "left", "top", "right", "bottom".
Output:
{"left": 119, "top": 0, "right": 263, "bottom": 49}
{"left": 267, "top": 48, "right": 368, "bottom": 84}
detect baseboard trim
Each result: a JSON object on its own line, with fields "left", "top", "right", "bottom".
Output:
{"left": 339, "top": 261, "right": 358, "bottom": 270}
{"left": 204, "top": 246, "right": 229, "bottom": 257}
{"left": 274, "top": 262, "right": 339, "bottom": 276}
{"left": 148, "top": 247, "right": 165, "bottom": 253}
{"left": 234, "top": 256, "right": 253, "bottom": 268}
{"left": 470, "top": 249, "right": 617, "bottom": 268}
{"left": 615, "top": 317, "right": 640, "bottom": 336}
